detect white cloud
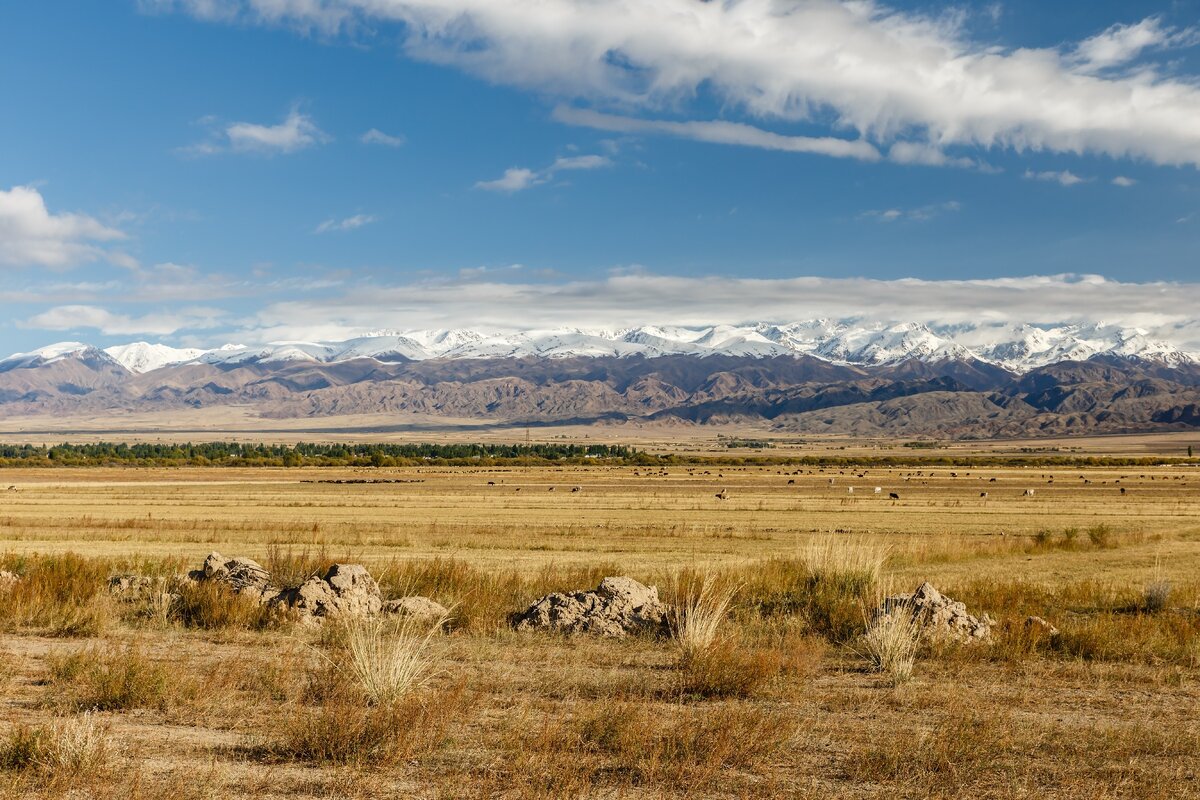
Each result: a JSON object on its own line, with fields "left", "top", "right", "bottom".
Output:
{"left": 156, "top": 1, "right": 1200, "bottom": 168}
{"left": 476, "top": 167, "right": 544, "bottom": 193}
{"left": 553, "top": 107, "right": 880, "bottom": 161}
{"left": 21, "top": 305, "right": 226, "bottom": 336}
{"left": 361, "top": 128, "right": 406, "bottom": 147}
{"left": 1112, "top": 176, "right": 1137, "bottom": 187}
{"left": 1072, "top": 17, "right": 1196, "bottom": 73}
{"left": 861, "top": 201, "right": 961, "bottom": 222}
{"left": 0, "top": 185, "right": 132, "bottom": 269}
{"left": 476, "top": 153, "right": 612, "bottom": 192}
{"left": 183, "top": 109, "right": 329, "bottom": 156}
{"left": 314, "top": 214, "right": 378, "bottom": 234}
{"left": 224, "top": 272, "right": 1200, "bottom": 350}
{"left": 1024, "top": 169, "right": 1089, "bottom": 187}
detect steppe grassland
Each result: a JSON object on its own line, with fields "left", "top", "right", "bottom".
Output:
{"left": 0, "top": 461, "right": 1197, "bottom": 798}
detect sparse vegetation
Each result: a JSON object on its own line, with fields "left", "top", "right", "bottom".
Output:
{"left": 0, "top": 457, "right": 1196, "bottom": 797}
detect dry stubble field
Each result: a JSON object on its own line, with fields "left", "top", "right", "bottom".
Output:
{"left": 0, "top": 460, "right": 1198, "bottom": 798}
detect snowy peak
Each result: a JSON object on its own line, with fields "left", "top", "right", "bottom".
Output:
{"left": 104, "top": 342, "right": 207, "bottom": 374}
{"left": 0, "top": 342, "right": 122, "bottom": 371}
{"left": 8, "top": 321, "right": 1199, "bottom": 374}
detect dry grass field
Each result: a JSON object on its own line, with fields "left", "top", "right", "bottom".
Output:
{"left": 0, "top": 454, "right": 1198, "bottom": 798}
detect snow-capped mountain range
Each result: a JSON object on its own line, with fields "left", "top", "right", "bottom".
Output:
{"left": 4, "top": 321, "right": 1197, "bottom": 375}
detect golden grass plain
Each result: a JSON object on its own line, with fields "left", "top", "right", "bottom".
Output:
{"left": 0, "top": 446, "right": 1197, "bottom": 798}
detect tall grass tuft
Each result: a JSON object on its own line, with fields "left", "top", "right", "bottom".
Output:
{"left": 668, "top": 572, "right": 737, "bottom": 664}
{"left": 860, "top": 593, "right": 922, "bottom": 686}
{"left": 0, "top": 712, "right": 111, "bottom": 777}
{"left": 1143, "top": 557, "right": 1172, "bottom": 613}
{"left": 798, "top": 535, "right": 888, "bottom": 595}
{"left": 335, "top": 613, "right": 449, "bottom": 707}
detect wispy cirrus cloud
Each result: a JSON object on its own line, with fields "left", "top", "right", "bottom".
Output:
{"left": 181, "top": 108, "right": 329, "bottom": 156}
{"left": 476, "top": 152, "right": 612, "bottom": 193}
{"left": 149, "top": 1, "right": 1200, "bottom": 169}
{"left": 360, "top": 128, "right": 406, "bottom": 147}
{"left": 314, "top": 214, "right": 378, "bottom": 234}
{"left": 860, "top": 201, "right": 961, "bottom": 223}
{"left": 1024, "top": 169, "right": 1090, "bottom": 187}
{"left": 0, "top": 185, "right": 135, "bottom": 270}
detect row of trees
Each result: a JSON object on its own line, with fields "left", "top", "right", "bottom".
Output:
{"left": 0, "top": 442, "right": 639, "bottom": 467}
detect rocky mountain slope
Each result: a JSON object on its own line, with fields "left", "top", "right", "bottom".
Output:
{"left": 3, "top": 331, "right": 1200, "bottom": 437}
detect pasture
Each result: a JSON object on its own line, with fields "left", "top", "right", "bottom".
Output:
{"left": 0, "top": 460, "right": 1197, "bottom": 798}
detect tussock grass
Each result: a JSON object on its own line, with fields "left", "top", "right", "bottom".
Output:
{"left": 0, "top": 712, "right": 111, "bottom": 778}
{"left": 668, "top": 571, "right": 737, "bottom": 663}
{"left": 263, "top": 544, "right": 335, "bottom": 591}
{"left": 47, "top": 645, "right": 177, "bottom": 712}
{"left": 799, "top": 535, "right": 888, "bottom": 594}
{"left": 168, "top": 580, "right": 284, "bottom": 631}
{"left": 335, "top": 613, "right": 449, "bottom": 707}
{"left": 860, "top": 595, "right": 922, "bottom": 686}
{"left": 264, "top": 686, "right": 466, "bottom": 766}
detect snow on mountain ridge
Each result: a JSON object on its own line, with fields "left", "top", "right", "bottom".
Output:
{"left": 7, "top": 322, "right": 1198, "bottom": 373}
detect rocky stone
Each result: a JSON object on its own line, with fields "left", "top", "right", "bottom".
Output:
{"left": 383, "top": 596, "right": 450, "bottom": 623}
{"left": 276, "top": 563, "right": 382, "bottom": 620}
{"left": 512, "top": 576, "right": 670, "bottom": 637}
{"left": 196, "top": 552, "right": 271, "bottom": 593}
{"left": 876, "top": 582, "right": 993, "bottom": 642}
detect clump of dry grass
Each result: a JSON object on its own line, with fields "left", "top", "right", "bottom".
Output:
{"left": 504, "top": 700, "right": 796, "bottom": 792}
{"left": 0, "top": 553, "right": 114, "bottom": 637}
{"left": 263, "top": 544, "right": 335, "bottom": 591}
{"left": 860, "top": 599, "right": 922, "bottom": 686}
{"left": 168, "top": 580, "right": 284, "bottom": 631}
{"left": 334, "top": 613, "right": 449, "bottom": 707}
{"left": 799, "top": 535, "right": 888, "bottom": 594}
{"left": 668, "top": 572, "right": 737, "bottom": 663}
{"left": 47, "top": 645, "right": 177, "bottom": 712}
{"left": 0, "top": 712, "right": 111, "bottom": 777}
{"left": 264, "top": 686, "right": 466, "bottom": 766}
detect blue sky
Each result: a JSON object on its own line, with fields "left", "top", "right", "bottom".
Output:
{"left": 3, "top": 0, "right": 1200, "bottom": 352}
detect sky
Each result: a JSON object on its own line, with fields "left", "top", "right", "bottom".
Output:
{"left": 3, "top": 0, "right": 1200, "bottom": 353}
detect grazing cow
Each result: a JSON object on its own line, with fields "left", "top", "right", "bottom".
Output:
{"left": 980, "top": 492, "right": 988, "bottom": 498}
{"left": 787, "top": 479, "right": 795, "bottom": 485}
{"left": 874, "top": 487, "right": 882, "bottom": 494}
{"left": 548, "top": 487, "right": 555, "bottom": 492}
{"left": 715, "top": 489, "right": 729, "bottom": 501}
{"left": 828, "top": 478, "right": 835, "bottom": 485}
{"left": 1023, "top": 489, "right": 1035, "bottom": 497}
{"left": 487, "top": 481, "right": 496, "bottom": 486}
{"left": 515, "top": 487, "right": 521, "bottom": 492}
{"left": 1120, "top": 487, "right": 1127, "bottom": 495}
{"left": 889, "top": 492, "right": 900, "bottom": 500}
{"left": 847, "top": 487, "right": 854, "bottom": 494}
{"left": 571, "top": 486, "right": 581, "bottom": 493}
{"left": 989, "top": 478, "right": 997, "bottom": 483}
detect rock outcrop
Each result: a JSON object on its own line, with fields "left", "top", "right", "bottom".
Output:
{"left": 191, "top": 552, "right": 272, "bottom": 594}
{"left": 513, "top": 577, "right": 670, "bottom": 637}
{"left": 875, "top": 582, "right": 993, "bottom": 642}
{"left": 277, "top": 564, "right": 383, "bottom": 620}
{"left": 383, "top": 596, "right": 450, "bottom": 623}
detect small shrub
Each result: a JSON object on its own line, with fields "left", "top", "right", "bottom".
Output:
{"left": 47, "top": 645, "right": 175, "bottom": 712}
{"left": 1087, "top": 524, "right": 1112, "bottom": 548}
{"left": 1144, "top": 580, "right": 1173, "bottom": 613}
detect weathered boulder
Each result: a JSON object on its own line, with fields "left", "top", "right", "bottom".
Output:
{"left": 513, "top": 576, "right": 669, "bottom": 637}
{"left": 276, "top": 564, "right": 382, "bottom": 620}
{"left": 383, "top": 596, "right": 450, "bottom": 623}
{"left": 193, "top": 552, "right": 271, "bottom": 593}
{"left": 876, "top": 582, "right": 993, "bottom": 642}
